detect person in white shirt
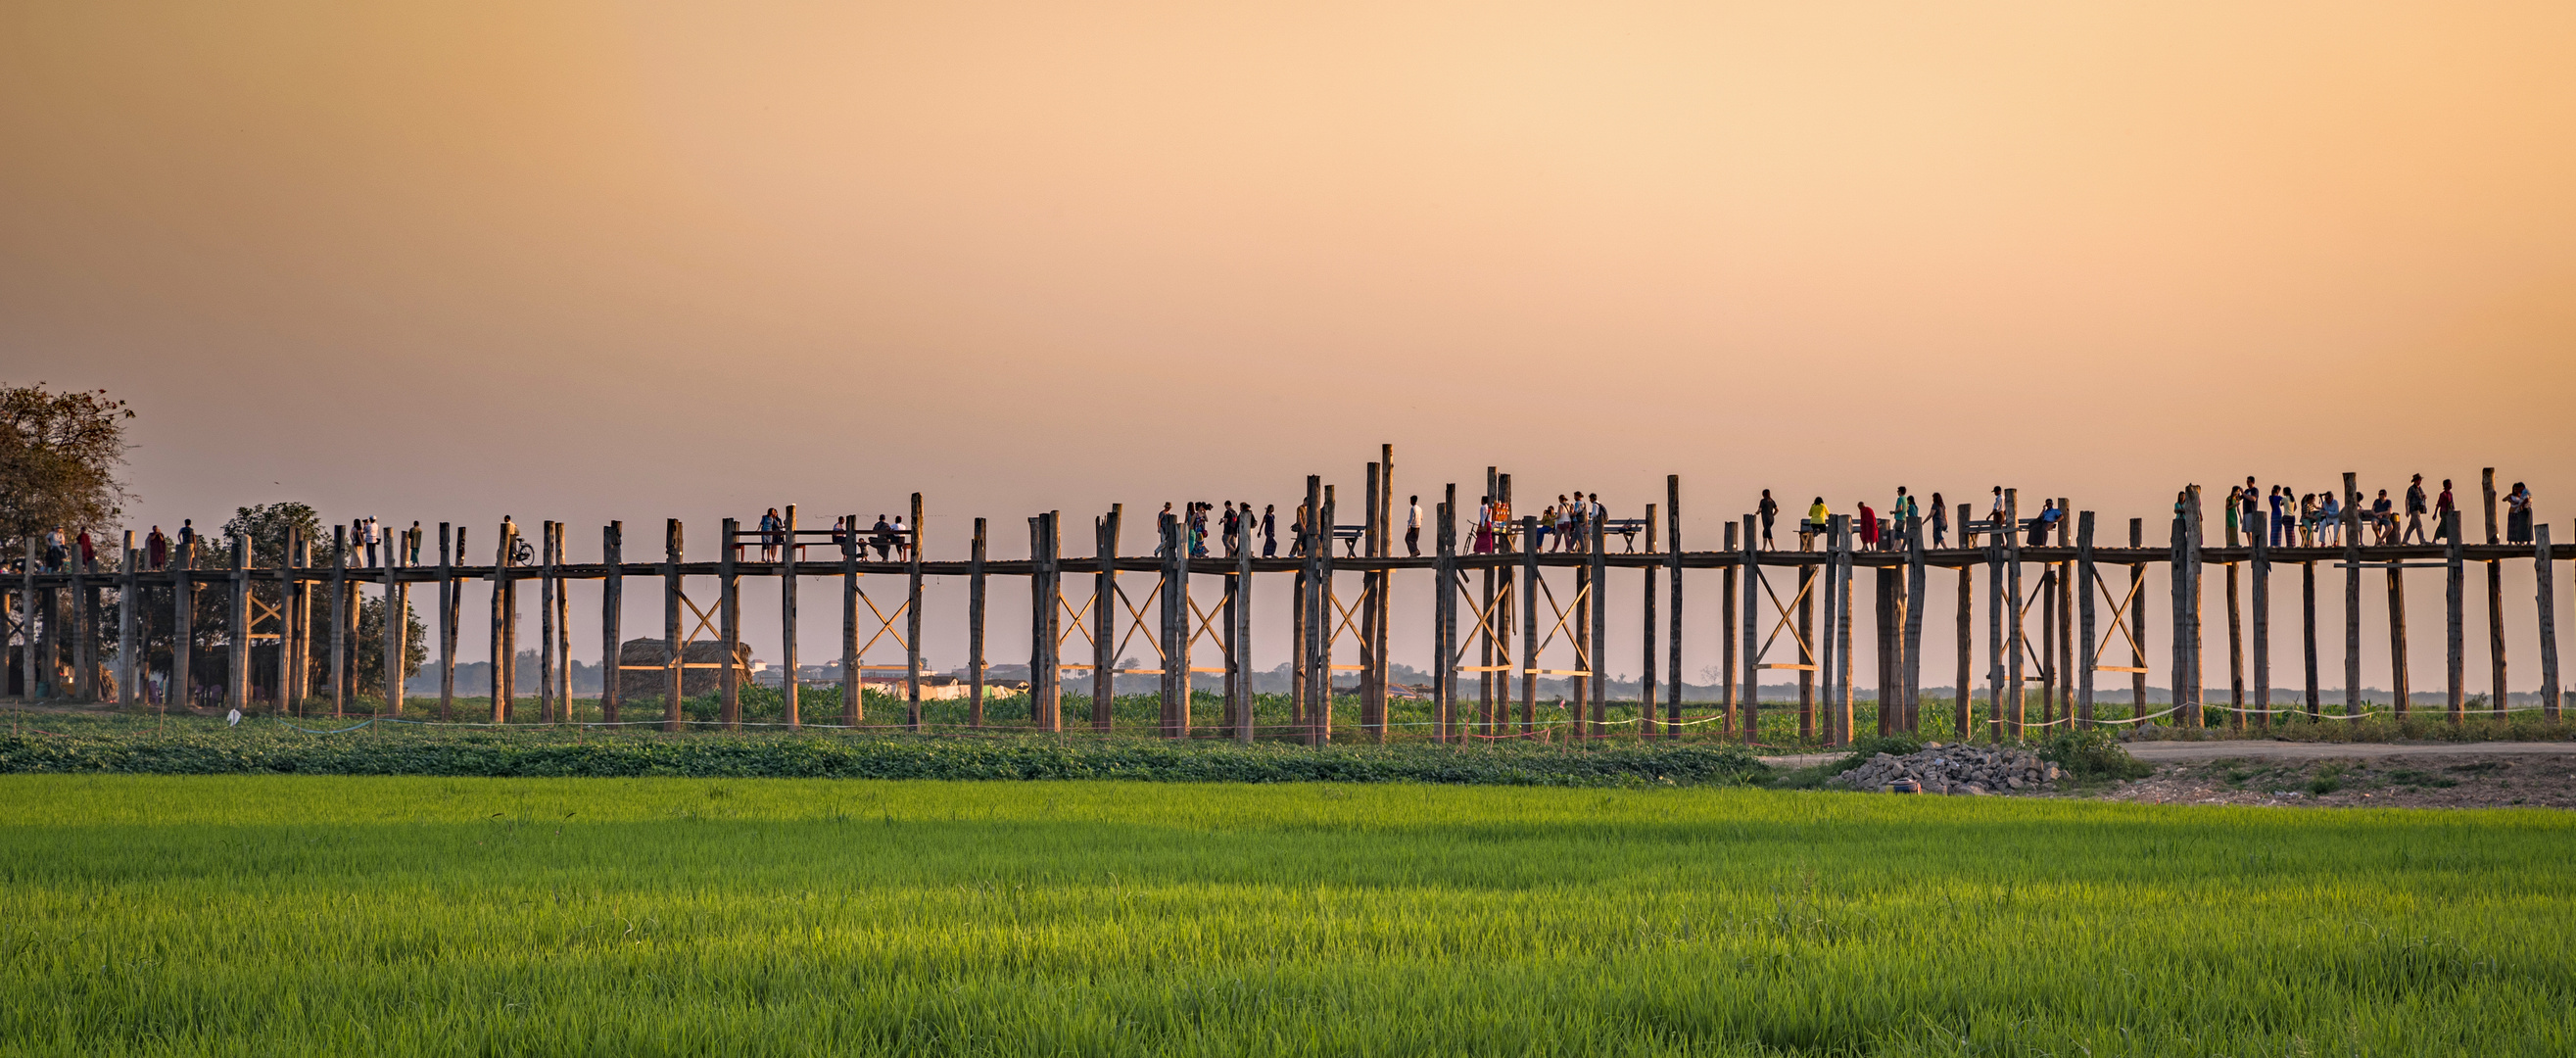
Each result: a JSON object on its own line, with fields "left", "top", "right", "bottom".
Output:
{"left": 890, "top": 515, "right": 909, "bottom": 561}
{"left": 1406, "top": 496, "right": 1422, "bottom": 557}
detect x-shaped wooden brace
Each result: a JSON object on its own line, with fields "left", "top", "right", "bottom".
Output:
{"left": 1058, "top": 592, "right": 1096, "bottom": 651}
{"left": 1185, "top": 582, "right": 1232, "bottom": 656}
{"left": 1111, "top": 580, "right": 1165, "bottom": 664}
{"left": 1325, "top": 587, "right": 1364, "bottom": 650}
{"left": 1750, "top": 566, "right": 1816, "bottom": 668}
{"left": 854, "top": 585, "right": 911, "bottom": 657}
{"left": 1529, "top": 574, "right": 1591, "bottom": 669}
{"left": 1450, "top": 578, "right": 1514, "bottom": 668}
{"left": 2091, "top": 569, "right": 2145, "bottom": 670}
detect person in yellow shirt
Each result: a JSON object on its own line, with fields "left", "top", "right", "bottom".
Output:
{"left": 1802, "top": 498, "right": 1829, "bottom": 551}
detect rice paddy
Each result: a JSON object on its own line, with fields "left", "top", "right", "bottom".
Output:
{"left": 3, "top": 775, "right": 2571, "bottom": 1055}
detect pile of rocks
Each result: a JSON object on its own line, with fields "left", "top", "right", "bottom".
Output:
{"left": 1830, "top": 744, "right": 2060, "bottom": 794}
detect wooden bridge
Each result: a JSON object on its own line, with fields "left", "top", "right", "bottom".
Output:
{"left": 11, "top": 451, "right": 2564, "bottom": 746}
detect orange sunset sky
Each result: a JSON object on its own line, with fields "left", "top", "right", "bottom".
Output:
{"left": 6, "top": 1, "right": 2573, "bottom": 686}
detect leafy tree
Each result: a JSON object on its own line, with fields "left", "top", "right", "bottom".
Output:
{"left": 0, "top": 383, "right": 132, "bottom": 554}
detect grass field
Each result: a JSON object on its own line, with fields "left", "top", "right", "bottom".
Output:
{"left": 4, "top": 777, "right": 2571, "bottom": 1055}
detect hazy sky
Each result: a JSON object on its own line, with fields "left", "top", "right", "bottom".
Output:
{"left": 7, "top": 1, "right": 2572, "bottom": 689}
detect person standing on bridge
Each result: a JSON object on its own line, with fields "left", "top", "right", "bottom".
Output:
{"left": 146, "top": 526, "right": 167, "bottom": 570}
{"left": 1220, "top": 502, "right": 1239, "bottom": 558}
{"left": 1758, "top": 490, "right": 1779, "bottom": 550}
{"left": 2268, "top": 486, "right": 2288, "bottom": 548}
{"left": 2403, "top": 474, "right": 2429, "bottom": 544}
{"left": 1928, "top": 493, "right": 1947, "bottom": 548}
{"left": 1856, "top": 500, "right": 1879, "bottom": 550}
{"left": 1263, "top": 504, "right": 1279, "bottom": 557}
{"left": 758, "top": 508, "right": 783, "bottom": 562}
{"left": 2434, "top": 479, "right": 2457, "bottom": 542}
{"left": 1406, "top": 496, "right": 1422, "bottom": 557}
{"left": 2505, "top": 482, "right": 2533, "bottom": 545}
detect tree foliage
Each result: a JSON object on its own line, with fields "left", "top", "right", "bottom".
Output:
{"left": 0, "top": 383, "right": 133, "bottom": 553}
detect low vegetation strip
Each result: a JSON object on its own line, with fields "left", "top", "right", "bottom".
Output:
{"left": 0, "top": 719, "right": 1768, "bottom": 787}
{"left": 4, "top": 776, "right": 2573, "bottom": 1056}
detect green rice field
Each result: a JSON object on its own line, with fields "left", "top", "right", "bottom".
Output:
{"left": 3, "top": 775, "right": 2571, "bottom": 1056}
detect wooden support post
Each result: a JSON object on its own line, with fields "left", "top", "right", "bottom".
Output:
{"left": 906, "top": 494, "right": 924, "bottom": 731}
{"left": 1313, "top": 491, "right": 1334, "bottom": 744}
{"left": 438, "top": 524, "right": 456, "bottom": 721}
{"left": 1576, "top": 511, "right": 1597, "bottom": 736}
{"left": 2072, "top": 512, "right": 2094, "bottom": 726}
{"left": 1797, "top": 554, "right": 1815, "bottom": 741}
{"left": 1435, "top": 487, "right": 1457, "bottom": 743}
{"left": 1903, "top": 514, "right": 1926, "bottom": 733}
{"left": 540, "top": 522, "right": 558, "bottom": 723}
{"left": 2537, "top": 523, "right": 2559, "bottom": 722}
{"left": 278, "top": 528, "right": 300, "bottom": 710}
{"left": 2039, "top": 565, "right": 2056, "bottom": 726}
{"left": 719, "top": 517, "right": 740, "bottom": 729}
{"left": 1988, "top": 508, "right": 2007, "bottom": 743}
{"left": 1641, "top": 502, "right": 1659, "bottom": 740}
{"left": 500, "top": 522, "right": 519, "bottom": 720}
{"left": 227, "top": 535, "right": 250, "bottom": 712}
{"left": 2343, "top": 471, "right": 2361, "bottom": 715}
{"left": 1834, "top": 518, "right": 1856, "bottom": 745}
{"left": 1362, "top": 461, "right": 1382, "bottom": 740}
{"left": 1666, "top": 479, "right": 1685, "bottom": 739}
{"left": 968, "top": 517, "right": 986, "bottom": 729}
{"left": 2185, "top": 488, "right": 2206, "bottom": 726}
{"left": 386, "top": 533, "right": 407, "bottom": 717}
{"left": 2446, "top": 508, "right": 2465, "bottom": 722}
{"left": 14, "top": 541, "right": 30, "bottom": 702}
{"left": 1375, "top": 444, "right": 1395, "bottom": 736}
{"left": 1162, "top": 509, "right": 1185, "bottom": 739}
{"left": 117, "top": 533, "right": 137, "bottom": 705}
{"left": 323, "top": 529, "right": 341, "bottom": 717}
{"left": 1818, "top": 516, "right": 1841, "bottom": 745}
{"left": 2483, "top": 467, "right": 2505, "bottom": 718}
{"left": 2389, "top": 547, "right": 2411, "bottom": 718}
{"left": 842, "top": 512, "right": 860, "bottom": 726}
{"left": 2004, "top": 491, "right": 2024, "bottom": 740}
{"left": 1045, "top": 511, "right": 1064, "bottom": 730}
{"left": 663, "top": 519, "right": 683, "bottom": 732}
{"left": 1520, "top": 513, "right": 1539, "bottom": 738}
{"left": 780, "top": 505, "right": 799, "bottom": 729}
{"left": 601, "top": 522, "right": 621, "bottom": 724}
{"left": 2225, "top": 503, "right": 2244, "bottom": 730}
{"left": 2303, "top": 557, "right": 2320, "bottom": 719}
{"left": 2251, "top": 511, "right": 2270, "bottom": 730}
{"left": 1720, "top": 521, "right": 1738, "bottom": 738}
{"left": 1237, "top": 505, "right": 1258, "bottom": 744}
{"left": 1301, "top": 476, "right": 1323, "bottom": 743}
{"left": 549, "top": 524, "right": 566, "bottom": 723}
{"left": 1740, "top": 515, "right": 1759, "bottom": 744}
{"left": 2056, "top": 499, "right": 2073, "bottom": 728}
{"left": 71, "top": 545, "right": 92, "bottom": 701}
{"left": 1096, "top": 505, "right": 1120, "bottom": 732}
